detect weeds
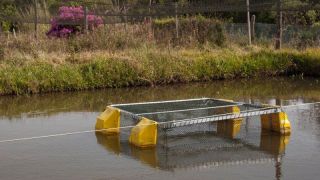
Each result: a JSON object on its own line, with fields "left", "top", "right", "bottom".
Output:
{"left": 0, "top": 47, "right": 319, "bottom": 95}
{"left": 0, "top": 16, "right": 319, "bottom": 95}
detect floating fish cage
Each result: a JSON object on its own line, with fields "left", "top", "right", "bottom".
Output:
{"left": 95, "top": 98, "right": 291, "bottom": 148}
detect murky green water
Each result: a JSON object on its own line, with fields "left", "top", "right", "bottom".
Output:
{"left": 0, "top": 77, "right": 320, "bottom": 180}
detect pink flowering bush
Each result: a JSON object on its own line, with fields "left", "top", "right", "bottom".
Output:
{"left": 47, "top": 6, "right": 103, "bottom": 38}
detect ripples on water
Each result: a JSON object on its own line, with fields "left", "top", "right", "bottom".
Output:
{"left": 0, "top": 77, "right": 319, "bottom": 180}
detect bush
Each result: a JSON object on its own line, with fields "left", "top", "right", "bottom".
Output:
{"left": 0, "top": 45, "right": 4, "bottom": 60}
{"left": 47, "top": 6, "right": 103, "bottom": 37}
{"left": 153, "top": 16, "right": 226, "bottom": 46}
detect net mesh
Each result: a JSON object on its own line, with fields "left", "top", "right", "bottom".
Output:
{"left": 114, "top": 98, "right": 263, "bottom": 123}
{"left": 94, "top": 98, "right": 288, "bottom": 170}
{"left": 96, "top": 115, "right": 279, "bottom": 170}
{"left": 112, "top": 98, "right": 277, "bottom": 148}
{"left": 113, "top": 98, "right": 237, "bottom": 114}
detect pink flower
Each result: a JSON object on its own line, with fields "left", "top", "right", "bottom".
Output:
{"left": 47, "top": 6, "right": 103, "bottom": 38}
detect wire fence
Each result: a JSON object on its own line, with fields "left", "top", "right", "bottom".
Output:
{"left": 225, "top": 23, "right": 320, "bottom": 47}
{"left": 0, "top": 0, "right": 320, "bottom": 48}
{"left": 2, "top": 0, "right": 320, "bottom": 23}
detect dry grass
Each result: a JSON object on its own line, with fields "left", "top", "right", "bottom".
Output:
{"left": 0, "top": 20, "right": 319, "bottom": 95}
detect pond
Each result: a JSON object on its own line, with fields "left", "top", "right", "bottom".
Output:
{"left": 0, "top": 77, "right": 320, "bottom": 180}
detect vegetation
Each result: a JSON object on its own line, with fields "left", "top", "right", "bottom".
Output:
{"left": 153, "top": 16, "right": 226, "bottom": 46}
{"left": 47, "top": 6, "right": 103, "bottom": 37}
{"left": 1, "top": 0, "right": 320, "bottom": 32}
{"left": 0, "top": 1, "right": 319, "bottom": 95}
{"left": 1, "top": 77, "right": 320, "bottom": 118}
{"left": 0, "top": 34, "right": 319, "bottom": 95}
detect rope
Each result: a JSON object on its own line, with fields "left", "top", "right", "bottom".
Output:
{"left": 0, "top": 106, "right": 276, "bottom": 144}
{"left": 0, "top": 126, "right": 137, "bottom": 144}
{"left": 280, "top": 101, "right": 320, "bottom": 109}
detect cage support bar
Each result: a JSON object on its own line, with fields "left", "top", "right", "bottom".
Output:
{"left": 160, "top": 108, "right": 281, "bottom": 129}
{"left": 135, "top": 104, "right": 243, "bottom": 116}
{"left": 111, "top": 98, "right": 211, "bottom": 107}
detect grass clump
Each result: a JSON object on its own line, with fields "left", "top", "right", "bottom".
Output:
{"left": 0, "top": 47, "right": 319, "bottom": 95}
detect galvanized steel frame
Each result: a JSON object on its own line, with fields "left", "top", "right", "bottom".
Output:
{"left": 111, "top": 98, "right": 282, "bottom": 129}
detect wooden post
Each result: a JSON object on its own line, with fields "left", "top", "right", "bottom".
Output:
{"left": 43, "top": 1, "right": 48, "bottom": 25}
{"left": 148, "top": 0, "right": 152, "bottom": 36}
{"left": 84, "top": 6, "right": 88, "bottom": 34}
{"left": 0, "top": 22, "right": 2, "bottom": 38}
{"left": 246, "top": 0, "right": 251, "bottom": 45}
{"left": 13, "top": 28, "right": 16, "bottom": 39}
{"left": 251, "top": 14, "right": 256, "bottom": 43}
{"left": 34, "top": 0, "right": 38, "bottom": 39}
{"left": 149, "top": 0, "right": 152, "bottom": 22}
{"left": 124, "top": 5, "right": 128, "bottom": 31}
{"left": 275, "top": 0, "right": 283, "bottom": 49}
{"left": 175, "top": 2, "right": 179, "bottom": 39}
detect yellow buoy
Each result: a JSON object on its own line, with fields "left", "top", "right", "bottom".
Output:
{"left": 129, "top": 118, "right": 158, "bottom": 148}
{"left": 216, "top": 105, "right": 243, "bottom": 138}
{"left": 95, "top": 106, "right": 121, "bottom": 134}
{"left": 261, "top": 112, "right": 291, "bottom": 135}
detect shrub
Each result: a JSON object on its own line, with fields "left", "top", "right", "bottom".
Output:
{"left": 153, "top": 16, "right": 226, "bottom": 46}
{"left": 0, "top": 45, "right": 4, "bottom": 60}
{"left": 47, "top": 6, "right": 103, "bottom": 37}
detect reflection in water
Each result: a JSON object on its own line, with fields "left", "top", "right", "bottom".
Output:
{"left": 96, "top": 125, "right": 290, "bottom": 180}
{"left": 260, "top": 131, "right": 290, "bottom": 180}
{"left": 0, "top": 77, "right": 319, "bottom": 180}
{"left": 0, "top": 77, "right": 319, "bottom": 118}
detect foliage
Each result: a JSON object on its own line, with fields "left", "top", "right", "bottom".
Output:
{"left": 0, "top": 1, "right": 18, "bottom": 31}
{"left": 0, "top": 47, "right": 320, "bottom": 95}
{"left": 153, "top": 16, "right": 226, "bottom": 46}
{"left": 47, "top": 6, "right": 103, "bottom": 37}
{"left": 0, "top": 45, "right": 4, "bottom": 60}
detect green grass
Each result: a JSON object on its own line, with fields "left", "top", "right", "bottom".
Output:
{"left": 0, "top": 47, "right": 319, "bottom": 95}
{"left": 0, "top": 18, "right": 319, "bottom": 95}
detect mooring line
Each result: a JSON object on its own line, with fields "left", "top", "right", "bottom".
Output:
{"left": 280, "top": 101, "right": 320, "bottom": 108}
{"left": 0, "top": 127, "right": 134, "bottom": 144}
{"left": 0, "top": 102, "right": 319, "bottom": 144}
{"left": 25, "top": 107, "right": 71, "bottom": 116}
{"left": 0, "top": 130, "right": 96, "bottom": 143}
{"left": 0, "top": 123, "right": 164, "bottom": 144}
{"left": 0, "top": 107, "right": 274, "bottom": 144}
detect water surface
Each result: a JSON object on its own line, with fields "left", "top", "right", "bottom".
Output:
{"left": 0, "top": 77, "right": 320, "bottom": 180}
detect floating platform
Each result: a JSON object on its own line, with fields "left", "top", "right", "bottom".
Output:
{"left": 96, "top": 98, "right": 291, "bottom": 148}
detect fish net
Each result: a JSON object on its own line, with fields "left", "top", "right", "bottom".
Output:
{"left": 112, "top": 99, "right": 276, "bottom": 148}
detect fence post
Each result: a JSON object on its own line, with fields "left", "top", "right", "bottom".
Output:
{"left": 0, "top": 22, "right": 2, "bottom": 37}
{"left": 84, "top": 6, "right": 88, "bottom": 34}
{"left": 34, "top": 0, "right": 38, "bottom": 39}
{"left": 149, "top": 0, "right": 152, "bottom": 22}
{"left": 275, "top": 0, "right": 283, "bottom": 49}
{"left": 175, "top": 2, "right": 179, "bottom": 39}
{"left": 149, "top": 0, "right": 153, "bottom": 37}
{"left": 124, "top": 5, "right": 128, "bottom": 31}
{"left": 13, "top": 28, "right": 16, "bottom": 38}
{"left": 251, "top": 14, "right": 256, "bottom": 43}
{"left": 246, "top": 0, "right": 252, "bottom": 45}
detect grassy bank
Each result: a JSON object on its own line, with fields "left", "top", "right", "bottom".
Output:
{"left": 0, "top": 46, "right": 320, "bottom": 95}
{"left": 1, "top": 18, "right": 319, "bottom": 95}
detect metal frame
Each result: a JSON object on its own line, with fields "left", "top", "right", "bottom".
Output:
{"left": 160, "top": 107, "right": 281, "bottom": 129}
{"left": 112, "top": 98, "right": 281, "bottom": 129}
